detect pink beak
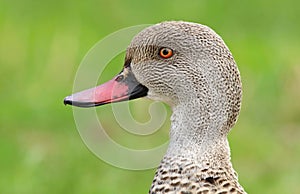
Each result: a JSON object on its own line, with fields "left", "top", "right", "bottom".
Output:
{"left": 64, "top": 68, "right": 148, "bottom": 107}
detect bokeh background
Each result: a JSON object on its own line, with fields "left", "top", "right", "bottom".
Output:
{"left": 1, "top": 0, "right": 299, "bottom": 193}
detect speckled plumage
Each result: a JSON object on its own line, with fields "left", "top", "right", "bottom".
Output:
{"left": 126, "top": 21, "right": 246, "bottom": 193}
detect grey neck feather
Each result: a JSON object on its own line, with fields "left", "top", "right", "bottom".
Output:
{"left": 166, "top": 97, "right": 232, "bottom": 168}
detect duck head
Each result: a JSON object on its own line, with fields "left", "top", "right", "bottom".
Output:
{"left": 64, "top": 21, "right": 242, "bottom": 134}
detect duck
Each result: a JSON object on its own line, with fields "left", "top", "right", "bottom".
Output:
{"left": 64, "top": 21, "right": 246, "bottom": 194}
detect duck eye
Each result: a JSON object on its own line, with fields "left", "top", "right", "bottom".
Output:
{"left": 159, "top": 48, "right": 173, "bottom": 58}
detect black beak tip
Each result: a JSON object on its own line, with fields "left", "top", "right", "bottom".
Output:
{"left": 64, "top": 96, "right": 72, "bottom": 106}
{"left": 63, "top": 96, "right": 97, "bottom": 108}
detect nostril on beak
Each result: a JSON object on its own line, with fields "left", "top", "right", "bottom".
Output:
{"left": 115, "top": 74, "right": 124, "bottom": 82}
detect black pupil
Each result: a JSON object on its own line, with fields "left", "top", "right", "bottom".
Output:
{"left": 162, "top": 49, "right": 169, "bottom": 55}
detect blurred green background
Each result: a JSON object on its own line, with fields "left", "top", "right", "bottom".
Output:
{"left": 1, "top": 0, "right": 300, "bottom": 193}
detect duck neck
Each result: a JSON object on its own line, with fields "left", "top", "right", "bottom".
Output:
{"left": 166, "top": 98, "right": 232, "bottom": 168}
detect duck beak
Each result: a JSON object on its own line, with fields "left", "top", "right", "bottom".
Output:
{"left": 64, "top": 67, "right": 148, "bottom": 107}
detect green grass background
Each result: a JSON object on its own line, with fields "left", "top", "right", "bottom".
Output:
{"left": 1, "top": 0, "right": 300, "bottom": 193}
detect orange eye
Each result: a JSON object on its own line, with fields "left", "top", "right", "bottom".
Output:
{"left": 159, "top": 48, "right": 173, "bottom": 58}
